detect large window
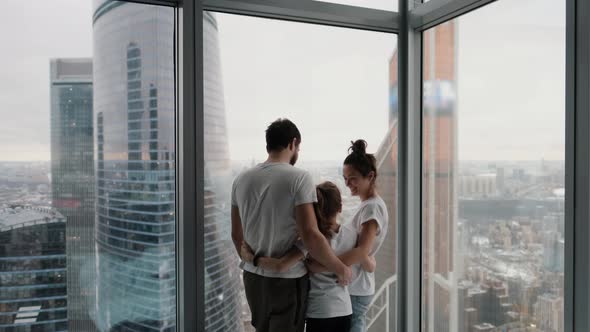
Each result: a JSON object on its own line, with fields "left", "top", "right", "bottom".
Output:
{"left": 3, "top": 0, "right": 587, "bottom": 331}
{"left": 0, "top": 1, "right": 176, "bottom": 331}
{"left": 203, "top": 12, "right": 398, "bottom": 331}
{"left": 421, "top": 1, "right": 566, "bottom": 331}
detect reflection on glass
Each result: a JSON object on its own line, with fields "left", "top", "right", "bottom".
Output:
{"left": 421, "top": 1, "right": 565, "bottom": 332}
{"left": 201, "top": 12, "right": 244, "bottom": 332}
{"left": 207, "top": 12, "right": 397, "bottom": 331}
{"left": 313, "top": 0, "right": 398, "bottom": 12}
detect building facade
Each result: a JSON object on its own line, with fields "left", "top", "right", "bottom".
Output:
{"left": 50, "top": 58, "right": 97, "bottom": 331}
{"left": 0, "top": 207, "right": 67, "bottom": 331}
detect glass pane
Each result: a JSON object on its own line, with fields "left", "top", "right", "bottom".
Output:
{"left": 0, "top": 1, "right": 176, "bottom": 331}
{"left": 204, "top": 12, "right": 398, "bottom": 331}
{"left": 314, "top": 0, "right": 398, "bottom": 12}
{"left": 421, "top": 1, "right": 565, "bottom": 332}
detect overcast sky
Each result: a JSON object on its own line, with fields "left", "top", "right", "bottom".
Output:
{"left": 0, "top": 0, "right": 564, "bottom": 162}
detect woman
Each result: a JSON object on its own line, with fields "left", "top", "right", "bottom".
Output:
{"left": 241, "top": 181, "right": 375, "bottom": 332}
{"left": 308, "top": 139, "right": 389, "bottom": 332}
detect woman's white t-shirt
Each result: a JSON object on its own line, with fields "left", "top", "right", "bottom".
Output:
{"left": 346, "top": 195, "right": 389, "bottom": 296}
{"left": 306, "top": 224, "right": 357, "bottom": 318}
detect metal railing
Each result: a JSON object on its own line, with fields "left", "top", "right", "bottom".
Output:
{"left": 366, "top": 274, "right": 397, "bottom": 331}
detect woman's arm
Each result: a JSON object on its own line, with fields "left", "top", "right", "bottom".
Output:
{"left": 337, "top": 220, "right": 379, "bottom": 265}
{"left": 241, "top": 243, "right": 305, "bottom": 273}
{"left": 306, "top": 220, "right": 379, "bottom": 272}
{"left": 306, "top": 254, "right": 375, "bottom": 273}
{"left": 360, "top": 255, "right": 376, "bottom": 272}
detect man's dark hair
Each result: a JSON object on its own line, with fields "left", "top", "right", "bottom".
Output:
{"left": 265, "top": 118, "right": 301, "bottom": 153}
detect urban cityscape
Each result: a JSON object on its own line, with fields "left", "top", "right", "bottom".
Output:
{"left": 0, "top": 3, "right": 564, "bottom": 332}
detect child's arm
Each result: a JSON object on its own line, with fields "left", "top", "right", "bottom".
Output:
{"left": 241, "top": 242, "right": 305, "bottom": 273}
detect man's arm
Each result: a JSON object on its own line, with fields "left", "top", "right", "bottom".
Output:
{"left": 231, "top": 206, "right": 244, "bottom": 257}
{"left": 295, "top": 203, "right": 351, "bottom": 284}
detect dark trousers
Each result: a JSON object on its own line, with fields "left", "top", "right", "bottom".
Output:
{"left": 306, "top": 315, "right": 352, "bottom": 332}
{"left": 243, "top": 271, "right": 309, "bottom": 332}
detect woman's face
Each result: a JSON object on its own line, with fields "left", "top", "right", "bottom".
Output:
{"left": 343, "top": 164, "right": 373, "bottom": 197}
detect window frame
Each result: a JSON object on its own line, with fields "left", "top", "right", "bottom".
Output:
{"left": 119, "top": 0, "right": 586, "bottom": 331}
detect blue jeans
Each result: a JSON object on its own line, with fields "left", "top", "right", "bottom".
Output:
{"left": 350, "top": 295, "right": 373, "bottom": 332}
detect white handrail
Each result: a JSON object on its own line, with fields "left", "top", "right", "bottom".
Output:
{"left": 366, "top": 274, "right": 397, "bottom": 331}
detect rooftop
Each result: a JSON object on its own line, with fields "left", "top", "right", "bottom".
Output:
{"left": 0, "top": 206, "right": 64, "bottom": 232}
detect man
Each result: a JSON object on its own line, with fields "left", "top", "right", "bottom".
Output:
{"left": 231, "top": 118, "right": 352, "bottom": 332}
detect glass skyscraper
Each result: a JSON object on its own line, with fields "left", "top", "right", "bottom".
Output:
{"left": 93, "top": 1, "right": 241, "bottom": 331}
{"left": 203, "top": 12, "right": 243, "bottom": 332}
{"left": 0, "top": 206, "right": 67, "bottom": 331}
{"left": 50, "top": 58, "right": 97, "bottom": 332}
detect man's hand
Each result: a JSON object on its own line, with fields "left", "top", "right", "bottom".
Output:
{"left": 336, "top": 265, "right": 352, "bottom": 286}
{"left": 240, "top": 242, "right": 255, "bottom": 263}
{"left": 306, "top": 257, "right": 351, "bottom": 285}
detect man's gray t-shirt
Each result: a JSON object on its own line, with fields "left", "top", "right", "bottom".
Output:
{"left": 231, "top": 161, "right": 317, "bottom": 278}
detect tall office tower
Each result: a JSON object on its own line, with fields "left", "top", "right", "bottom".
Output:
{"left": 202, "top": 12, "right": 244, "bottom": 332}
{"left": 93, "top": 2, "right": 242, "bottom": 331}
{"left": 422, "top": 21, "right": 458, "bottom": 332}
{"left": 50, "top": 58, "right": 97, "bottom": 331}
{"left": 543, "top": 230, "right": 563, "bottom": 272}
{"left": 370, "top": 47, "right": 399, "bottom": 331}
{"left": 0, "top": 206, "right": 67, "bottom": 331}
{"left": 370, "top": 20, "right": 458, "bottom": 332}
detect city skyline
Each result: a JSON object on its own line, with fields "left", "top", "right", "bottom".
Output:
{"left": 0, "top": 0, "right": 564, "bottom": 162}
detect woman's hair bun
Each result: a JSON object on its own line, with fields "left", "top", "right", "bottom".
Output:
{"left": 349, "top": 139, "right": 368, "bottom": 155}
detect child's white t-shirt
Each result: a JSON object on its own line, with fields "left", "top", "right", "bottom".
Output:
{"left": 306, "top": 224, "right": 357, "bottom": 318}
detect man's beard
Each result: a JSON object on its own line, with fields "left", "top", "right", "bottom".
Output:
{"left": 289, "top": 153, "right": 298, "bottom": 165}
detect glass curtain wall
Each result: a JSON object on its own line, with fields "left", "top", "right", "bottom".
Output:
{"left": 420, "top": 1, "right": 566, "bottom": 332}
{"left": 203, "top": 12, "right": 398, "bottom": 331}
{"left": 0, "top": 1, "right": 177, "bottom": 331}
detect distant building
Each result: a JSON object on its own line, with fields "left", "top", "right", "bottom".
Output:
{"left": 458, "top": 280, "right": 518, "bottom": 331}
{"left": 0, "top": 206, "right": 67, "bottom": 331}
{"left": 459, "top": 174, "right": 497, "bottom": 198}
{"left": 534, "top": 293, "right": 564, "bottom": 332}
